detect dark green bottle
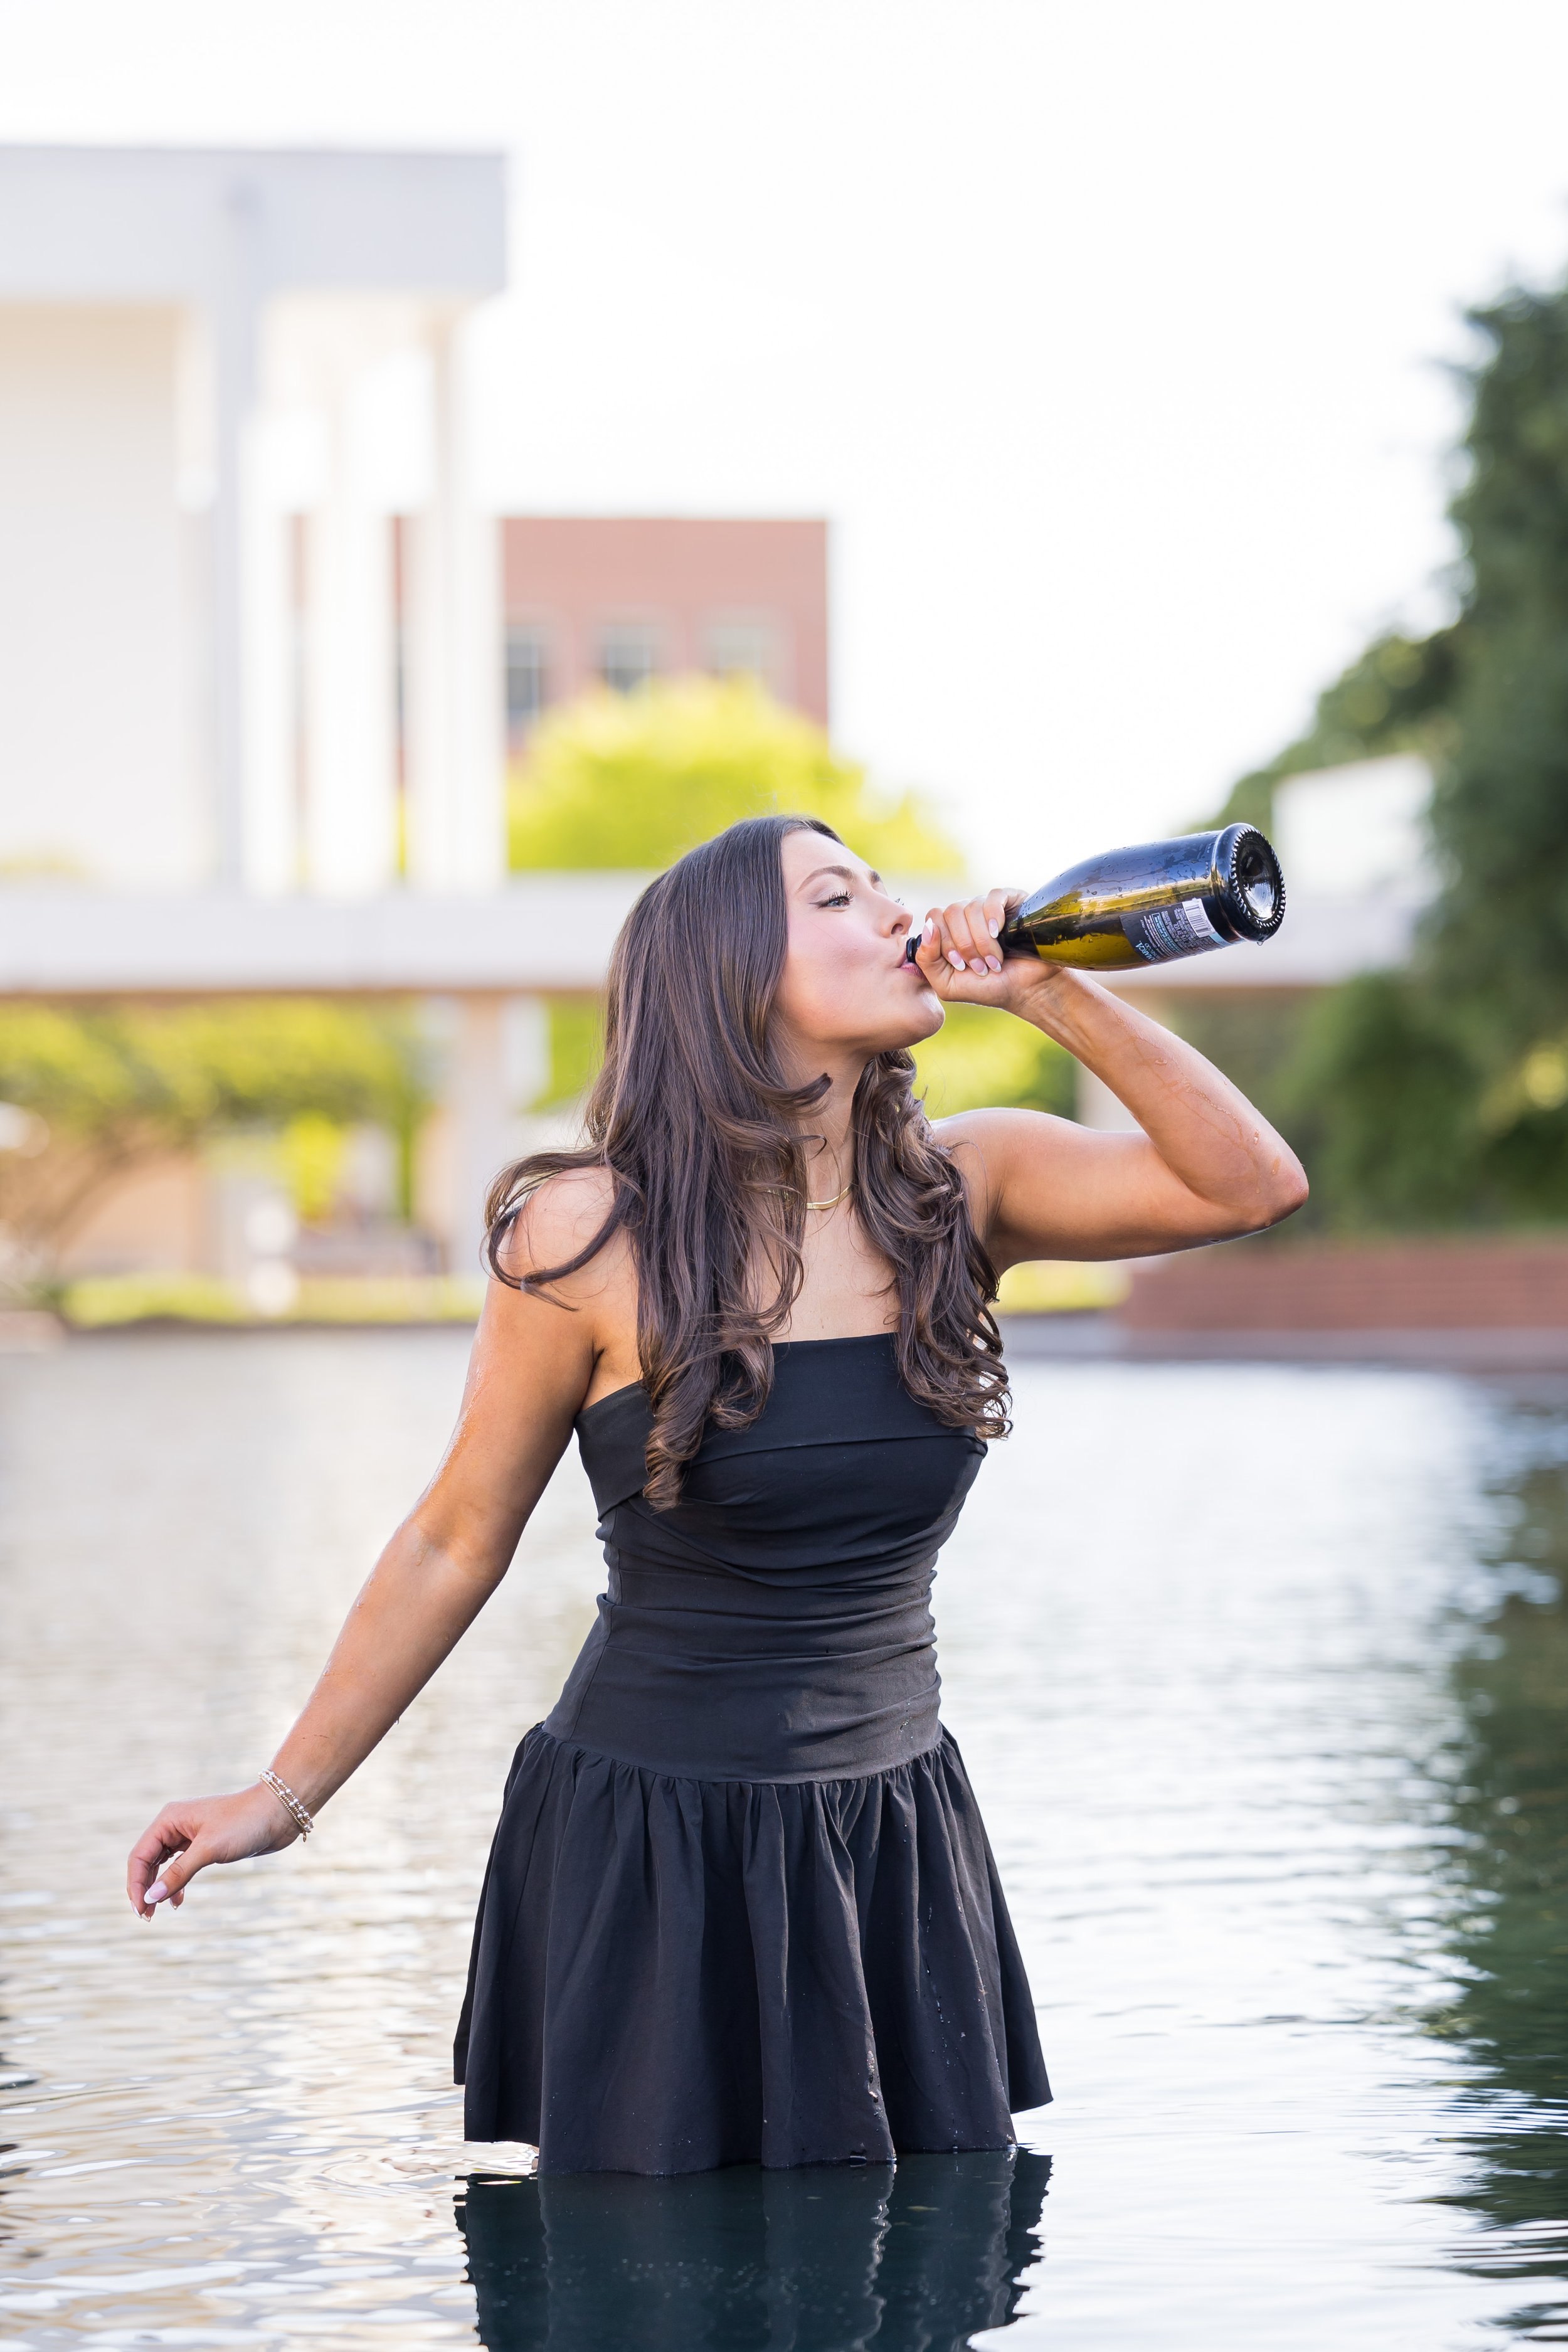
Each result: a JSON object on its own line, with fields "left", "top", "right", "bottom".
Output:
{"left": 908, "top": 824, "right": 1285, "bottom": 972}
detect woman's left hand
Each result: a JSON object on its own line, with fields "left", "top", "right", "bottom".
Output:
{"left": 910, "top": 889, "right": 1032, "bottom": 1009}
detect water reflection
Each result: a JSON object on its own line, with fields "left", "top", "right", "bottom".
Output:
{"left": 1429, "top": 1404, "right": 1568, "bottom": 2334}
{"left": 458, "top": 2151, "right": 1051, "bottom": 2351}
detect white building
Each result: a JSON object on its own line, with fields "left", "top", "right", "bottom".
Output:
{"left": 0, "top": 143, "right": 512, "bottom": 896}
{"left": 0, "top": 142, "right": 606, "bottom": 1283}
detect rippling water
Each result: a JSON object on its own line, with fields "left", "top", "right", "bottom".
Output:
{"left": 1, "top": 1330, "right": 1565, "bottom": 2348}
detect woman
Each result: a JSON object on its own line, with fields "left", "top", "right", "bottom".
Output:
{"left": 127, "top": 815, "right": 1306, "bottom": 2175}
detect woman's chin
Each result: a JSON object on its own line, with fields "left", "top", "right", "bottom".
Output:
{"left": 886, "top": 995, "right": 946, "bottom": 1051}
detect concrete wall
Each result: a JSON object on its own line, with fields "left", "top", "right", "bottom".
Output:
{"left": 0, "top": 306, "right": 205, "bottom": 886}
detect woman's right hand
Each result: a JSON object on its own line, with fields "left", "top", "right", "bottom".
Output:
{"left": 127, "top": 1782, "right": 299, "bottom": 1920}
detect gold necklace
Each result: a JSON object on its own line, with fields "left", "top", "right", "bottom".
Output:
{"left": 805, "top": 1179, "right": 852, "bottom": 1212}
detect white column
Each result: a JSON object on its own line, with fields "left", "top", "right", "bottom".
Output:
{"left": 208, "top": 179, "right": 263, "bottom": 886}
{"left": 416, "top": 993, "right": 545, "bottom": 1273}
{"left": 302, "top": 395, "right": 398, "bottom": 896}
{"left": 239, "top": 425, "right": 296, "bottom": 893}
{"left": 405, "top": 312, "right": 504, "bottom": 893}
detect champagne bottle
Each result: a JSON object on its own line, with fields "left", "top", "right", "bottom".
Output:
{"left": 906, "top": 824, "right": 1285, "bottom": 972}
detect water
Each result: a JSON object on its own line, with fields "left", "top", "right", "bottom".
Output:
{"left": 0, "top": 1331, "right": 1565, "bottom": 2349}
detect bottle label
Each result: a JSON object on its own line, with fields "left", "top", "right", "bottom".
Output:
{"left": 1123, "top": 897, "right": 1226, "bottom": 963}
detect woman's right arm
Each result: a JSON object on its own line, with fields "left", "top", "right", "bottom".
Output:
{"left": 126, "top": 1173, "right": 618, "bottom": 1920}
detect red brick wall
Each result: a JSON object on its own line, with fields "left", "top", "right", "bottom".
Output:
{"left": 1121, "top": 1237, "right": 1568, "bottom": 1330}
{"left": 501, "top": 517, "right": 830, "bottom": 726}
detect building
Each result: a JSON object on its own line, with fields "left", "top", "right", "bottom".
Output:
{"left": 0, "top": 142, "right": 508, "bottom": 901}
{"left": 501, "top": 517, "right": 830, "bottom": 748}
{"left": 0, "top": 144, "right": 849, "bottom": 1300}
{"left": 0, "top": 140, "right": 519, "bottom": 1295}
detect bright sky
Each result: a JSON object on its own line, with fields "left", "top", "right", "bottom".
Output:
{"left": 5, "top": 0, "right": 1568, "bottom": 879}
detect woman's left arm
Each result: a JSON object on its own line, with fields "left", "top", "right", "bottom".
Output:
{"left": 913, "top": 891, "right": 1308, "bottom": 1265}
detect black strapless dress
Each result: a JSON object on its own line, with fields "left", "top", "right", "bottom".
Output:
{"left": 455, "top": 1333, "right": 1050, "bottom": 2174}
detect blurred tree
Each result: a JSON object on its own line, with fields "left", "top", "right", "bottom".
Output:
{"left": 1211, "top": 626, "right": 1460, "bottom": 835}
{"left": 508, "top": 673, "right": 1007, "bottom": 1123}
{"left": 508, "top": 674, "right": 963, "bottom": 876}
{"left": 277, "top": 1111, "right": 352, "bottom": 1224}
{"left": 0, "top": 1001, "right": 429, "bottom": 1291}
{"left": 911, "top": 1002, "right": 1075, "bottom": 1121}
{"left": 1281, "top": 972, "right": 1483, "bottom": 1229}
{"left": 1429, "top": 284, "right": 1568, "bottom": 1056}
{"left": 529, "top": 997, "right": 605, "bottom": 1111}
{"left": 1202, "top": 271, "right": 1568, "bottom": 1229}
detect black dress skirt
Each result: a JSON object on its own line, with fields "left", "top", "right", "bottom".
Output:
{"left": 455, "top": 1333, "right": 1050, "bottom": 2174}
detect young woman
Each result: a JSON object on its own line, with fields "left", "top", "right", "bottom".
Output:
{"left": 128, "top": 815, "right": 1306, "bottom": 2175}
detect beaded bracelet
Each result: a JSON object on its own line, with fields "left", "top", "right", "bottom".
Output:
{"left": 261, "top": 1766, "right": 314, "bottom": 1841}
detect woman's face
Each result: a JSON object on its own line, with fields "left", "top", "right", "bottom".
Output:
{"left": 771, "top": 828, "right": 944, "bottom": 1070}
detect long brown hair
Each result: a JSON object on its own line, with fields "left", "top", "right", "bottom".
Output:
{"left": 485, "top": 815, "right": 1009, "bottom": 1506}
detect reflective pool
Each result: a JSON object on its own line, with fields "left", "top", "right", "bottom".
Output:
{"left": 0, "top": 1330, "right": 1565, "bottom": 2347}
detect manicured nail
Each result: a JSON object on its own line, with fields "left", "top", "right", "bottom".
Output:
{"left": 988, "top": 919, "right": 1001, "bottom": 938}
{"left": 146, "top": 1881, "right": 168, "bottom": 1905}
{"left": 949, "top": 953, "right": 966, "bottom": 971}
{"left": 986, "top": 955, "right": 1002, "bottom": 973}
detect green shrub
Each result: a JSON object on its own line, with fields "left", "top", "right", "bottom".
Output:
{"left": 509, "top": 675, "right": 962, "bottom": 877}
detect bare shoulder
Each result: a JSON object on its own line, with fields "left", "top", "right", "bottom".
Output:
{"left": 494, "top": 1170, "right": 623, "bottom": 1286}
{"left": 499, "top": 1165, "right": 620, "bottom": 1281}
{"left": 438, "top": 1170, "right": 627, "bottom": 1501}
{"left": 482, "top": 1167, "right": 639, "bottom": 1421}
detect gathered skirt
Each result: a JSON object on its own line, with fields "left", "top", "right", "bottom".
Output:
{"left": 455, "top": 1723, "right": 1051, "bottom": 2175}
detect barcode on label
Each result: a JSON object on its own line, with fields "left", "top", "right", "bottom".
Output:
{"left": 1124, "top": 898, "right": 1227, "bottom": 961}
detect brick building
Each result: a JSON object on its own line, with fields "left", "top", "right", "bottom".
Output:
{"left": 501, "top": 516, "right": 830, "bottom": 749}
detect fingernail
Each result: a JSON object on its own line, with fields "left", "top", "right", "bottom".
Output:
{"left": 949, "top": 953, "right": 966, "bottom": 972}
{"left": 986, "top": 955, "right": 1002, "bottom": 973}
{"left": 989, "top": 919, "right": 1001, "bottom": 938}
{"left": 146, "top": 1880, "right": 168, "bottom": 1905}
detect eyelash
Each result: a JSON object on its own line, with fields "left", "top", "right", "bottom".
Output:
{"left": 818, "top": 890, "right": 852, "bottom": 909}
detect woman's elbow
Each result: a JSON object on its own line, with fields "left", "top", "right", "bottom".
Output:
{"left": 1199, "top": 1151, "right": 1308, "bottom": 1239}
{"left": 1244, "top": 1153, "right": 1310, "bottom": 1232}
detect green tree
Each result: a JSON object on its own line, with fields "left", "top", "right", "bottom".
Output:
{"left": 509, "top": 674, "right": 986, "bottom": 1121}
{"left": 509, "top": 674, "right": 963, "bottom": 876}
{"left": 1282, "top": 972, "right": 1483, "bottom": 1229}
{"left": 1212, "top": 626, "right": 1459, "bottom": 835}
{"left": 0, "top": 1000, "right": 429, "bottom": 1288}
{"left": 1430, "top": 285, "right": 1568, "bottom": 1056}
{"left": 1204, "top": 269, "right": 1568, "bottom": 1231}
{"left": 911, "top": 1002, "right": 1075, "bottom": 1121}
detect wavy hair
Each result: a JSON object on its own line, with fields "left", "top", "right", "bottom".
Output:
{"left": 484, "top": 814, "right": 1009, "bottom": 1507}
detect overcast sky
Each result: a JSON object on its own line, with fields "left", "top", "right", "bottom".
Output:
{"left": 5, "top": 0, "right": 1568, "bottom": 877}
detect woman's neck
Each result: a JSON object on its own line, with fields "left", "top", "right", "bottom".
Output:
{"left": 792, "top": 1055, "right": 865, "bottom": 1193}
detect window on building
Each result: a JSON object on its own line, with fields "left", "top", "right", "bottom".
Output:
{"left": 596, "top": 623, "right": 661, "bottom": 695}
{"left": 705, "top": 616, "right": 782, "bottom": 694}
{"left": 506, "top": 624, "right": 550, "bottom": 746}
